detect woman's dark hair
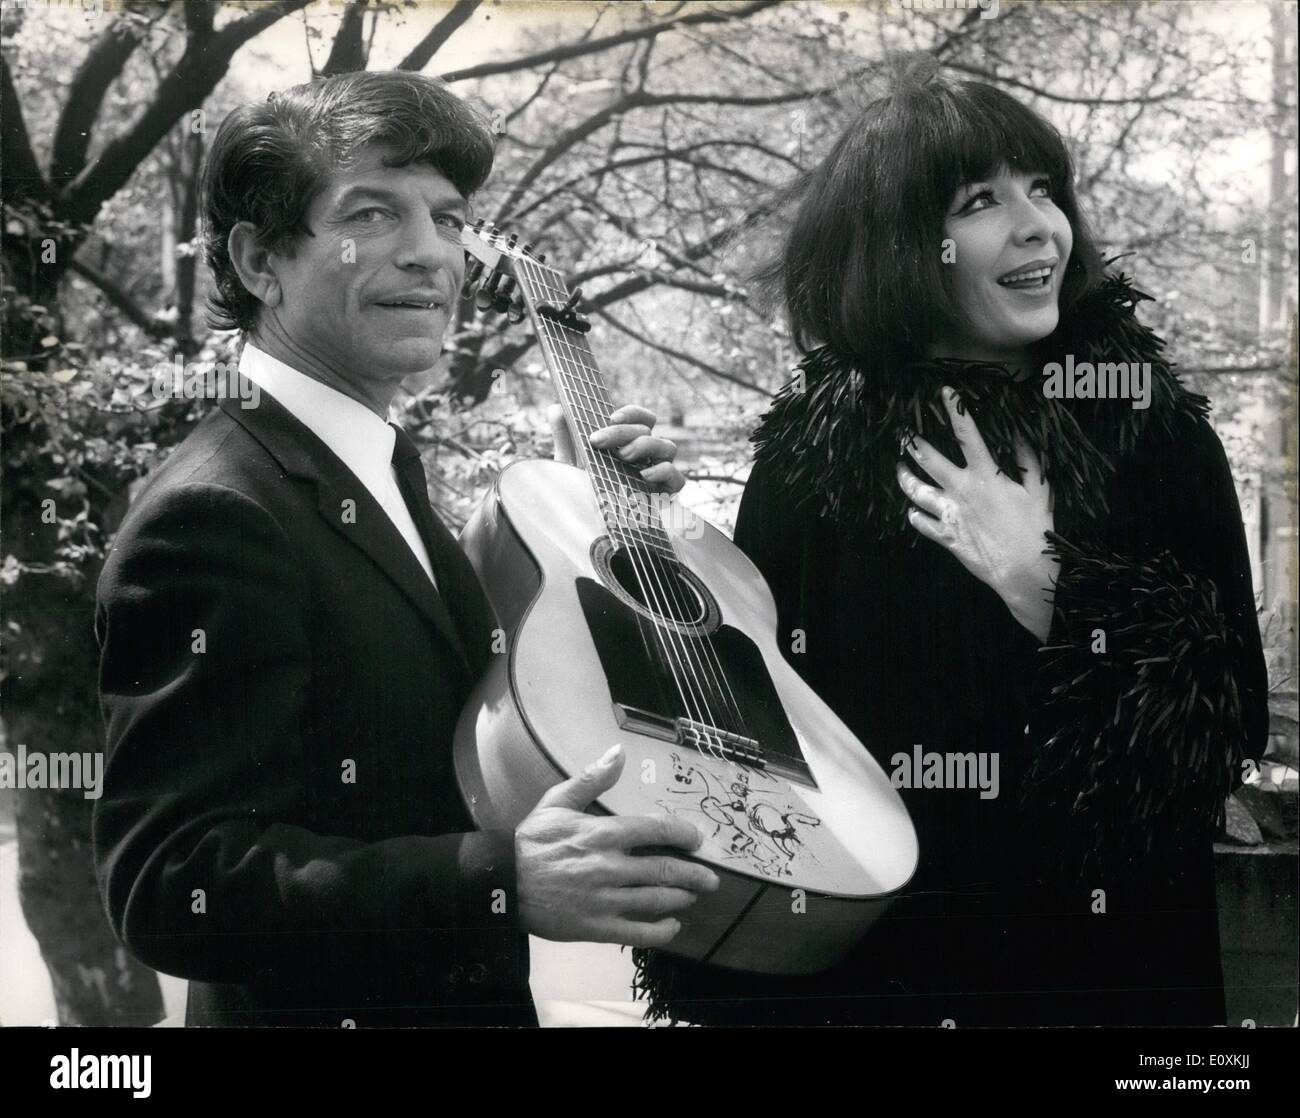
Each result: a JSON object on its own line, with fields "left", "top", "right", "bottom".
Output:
{"left": 754, "top": 59, "right": 1104, "bottom": 368}
{"left": 200, "top": 70, "right": 496, "bottom": 333}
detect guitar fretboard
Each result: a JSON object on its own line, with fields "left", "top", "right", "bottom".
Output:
{"left": 512, "top": 254, "right": 674, "bottom": 559}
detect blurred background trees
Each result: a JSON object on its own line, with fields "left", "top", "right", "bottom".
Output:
{"left": 2, "top": 0, "right": 1295, "bottom": 1024}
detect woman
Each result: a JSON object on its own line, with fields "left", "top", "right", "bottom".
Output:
{"left": 633, "top": 62, "right": 1269, "bottom": 1026}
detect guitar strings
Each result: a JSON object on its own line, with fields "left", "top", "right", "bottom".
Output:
{"left": 549, "top": 337, "right": 749, "bottom": 744}
{"left": 517, "top": 257, "right": 720, "bottom": 754}
{"left": 518, "top": 256, "right": 751, "bottom": 762}
{"left": 544, "top": 314, "right": 751, "bottom": 750}
{"left": 545, "top": 332, "right": 751, "bottom": 746}
{"left": 528, "top": 281, "right": 731, "bottom": 743}
{"left": 519, "top": 257, "right": 738, "bottom": 758}
{"left": 473, "top": 234, "right": 734, "bottom": 750}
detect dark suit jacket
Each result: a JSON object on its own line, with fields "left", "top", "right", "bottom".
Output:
{"left": 93, "top": 390, "right": 537, "bottom": 1026}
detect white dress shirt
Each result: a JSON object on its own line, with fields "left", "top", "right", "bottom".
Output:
{"left": 238, "top": 343, "right": 437, "bottom": 588}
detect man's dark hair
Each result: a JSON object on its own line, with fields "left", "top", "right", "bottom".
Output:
{"left": 200, "top": 70, "right": 496, "bottom": 333}
{"left": 753, "top": 61, "right": 1104, "bottom": 369}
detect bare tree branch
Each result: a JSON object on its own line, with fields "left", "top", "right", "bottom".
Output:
{"left": 943, "top": 61, "right": 1192, "bottom": 106}
{"left": 566, "top": 192, "right": 723, "bottom": 285}
{"left": 398, "top": 0, "right": 483, "bottom": 72}
{"left": 49, "top": 14, "right": 151, "bottom": 187}
{"left": 1, "top": 53, "right": 45, "bottom": 204}
{"left": 320, "top": 0, "right": 371, "bottom": 76}
{"left": 68, "top": 257, "right": 175, "bottom": 341}
{"left": 930, "top": 3, "right": 1013, "bottom": 60}
{"left": 61, "top": 0, "right": 315, "bottom": 226}
{"left": 1179, "top": 363, "right": 1288, "bottom": 375}
{"left": 585, "top": 271, "right": 735, "bottom": 308}
{"left": 439, "top": 0, "right": 780, "bottom": 83}
{"left": 514, "top": 139, "right": 785, "bottom": 224}
{"left": 499, "top": 8, "right": 613, "bottom": 137}
{"left": 596, "top": 306, "right": 767, "bottom": 395}
{"left": 496, "top": 82, "right": 849, "bottom": 222}
{"left": 183, "top": 0, "right": 214, "bottom": 36}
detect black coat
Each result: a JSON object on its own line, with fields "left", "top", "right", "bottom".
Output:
{"left": 93, "top": 392, "right": 535, "bottom": 1027}
{"left": 632, "top": 289, "right": 1270, "bottom": 1026}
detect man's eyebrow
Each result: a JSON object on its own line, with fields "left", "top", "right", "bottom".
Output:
{"left": 332, "top": 185, "right": 468, "bottom": 213}
{"left": 332, "top": 186, "right": 396, "bottom": 210}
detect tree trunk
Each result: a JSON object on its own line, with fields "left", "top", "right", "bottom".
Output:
{"left": 3, "top": 237, "right": 166, "bottom": 1022}
{"left": 2, "top": 496, "right": 164, "bottom": 1026}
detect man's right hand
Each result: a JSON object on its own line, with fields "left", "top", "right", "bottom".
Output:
{"left": 515, "top": 744, "right": 720, "bottom": 948}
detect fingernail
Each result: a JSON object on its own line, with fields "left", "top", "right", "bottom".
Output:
{"left": 583, "top": 744, "right": 621, "bottom": 777}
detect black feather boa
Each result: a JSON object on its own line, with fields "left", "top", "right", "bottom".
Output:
{"left": 1021, "top": 532, "right": 1247, "bottom": 879}
{"left": 630, "top": 275, "right": 1244, "bottom": 1025}
{"left": 749, "top": 273, "right": 1208, "bottom": 537}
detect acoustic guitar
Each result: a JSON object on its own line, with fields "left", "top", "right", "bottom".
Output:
{"left": 453, "top": 222, "right": 917, "bottom": 975}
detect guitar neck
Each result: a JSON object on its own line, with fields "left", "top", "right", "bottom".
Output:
{"left": 512, "top": 254, "right": 671, "bottom": 554}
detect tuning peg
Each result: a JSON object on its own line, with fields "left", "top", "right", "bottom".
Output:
{"left": 492, "top": 275, "right": 517, "bottom": 314}
{"left": 506, "top": 296, "right": 526, "bottom": 325}
{"left": 475, "top": 270, "right": 503, "bottom": 311}
{"left": 461, "top": 258, "right": 485, "bottom": 299}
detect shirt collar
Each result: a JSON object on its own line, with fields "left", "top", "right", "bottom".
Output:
{"left": 238, "top": 342, "right": 397, "bottom": 489}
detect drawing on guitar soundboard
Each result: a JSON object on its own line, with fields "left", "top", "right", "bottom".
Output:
{"left": 657, "top": 752, "right": 823, "bottom": 879}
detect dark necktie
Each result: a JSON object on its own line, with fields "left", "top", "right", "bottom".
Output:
{"left": 389, "top": 423, "right": 498, "bottom": 682}
{"left": 389, "top": 424, "right": 470, "bottom": 663}
{"left": 389, "top": 424, "right": 440, "bottom": 583}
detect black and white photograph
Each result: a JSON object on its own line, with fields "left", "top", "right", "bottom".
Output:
{"left": 1, "top": 0, "right": 1295, "bottom": 1094}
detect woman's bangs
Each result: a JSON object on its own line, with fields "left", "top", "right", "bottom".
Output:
{"left": 937, "top": 84, "right": 1073, "bottom": 196}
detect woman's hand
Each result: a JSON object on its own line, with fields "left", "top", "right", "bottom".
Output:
{"left": 896, "top": 387, "right": 1059, "bottom": 642}
{"left": 550, "top": 403, "right": 686, "bottom": 494}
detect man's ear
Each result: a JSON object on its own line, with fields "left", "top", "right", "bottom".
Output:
{"left": 227, "top": 222, "right": 282, "bottom": 309}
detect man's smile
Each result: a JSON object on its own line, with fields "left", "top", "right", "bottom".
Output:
{"left": 375, "top": 290, "right": 450, "bottom": 311}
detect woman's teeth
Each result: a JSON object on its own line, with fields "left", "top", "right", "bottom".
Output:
{"left": 997, "top": 266, "right": 1052, "bottom": 289}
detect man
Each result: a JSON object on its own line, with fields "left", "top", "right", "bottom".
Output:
{"left": 93, "top": 70, "right": 718, "bottom": 1027}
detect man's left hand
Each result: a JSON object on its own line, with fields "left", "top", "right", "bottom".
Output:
{"left": 549, "top": 403, "right": 685, "bottom": 494}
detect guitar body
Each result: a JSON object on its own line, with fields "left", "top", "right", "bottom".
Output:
{"left": 454, "top": 458, "right": 918, "bottom": 975}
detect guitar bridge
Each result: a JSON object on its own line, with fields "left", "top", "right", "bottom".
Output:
{"left": 613, "top": 704, "right": 814, "bottom": 786}
{"left": 675, "top": 719, "right": 764, "bottom": 766}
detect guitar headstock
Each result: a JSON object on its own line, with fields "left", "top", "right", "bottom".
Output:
{"left": 460, "top": 219, "right": 541, "bottom": 323}
{"left": 461, "top": 219, "right": 588, "bottom": 334}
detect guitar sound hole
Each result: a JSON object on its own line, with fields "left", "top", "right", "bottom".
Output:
{"left": 608, "top": 547, "right": 707, "bottom": 626}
